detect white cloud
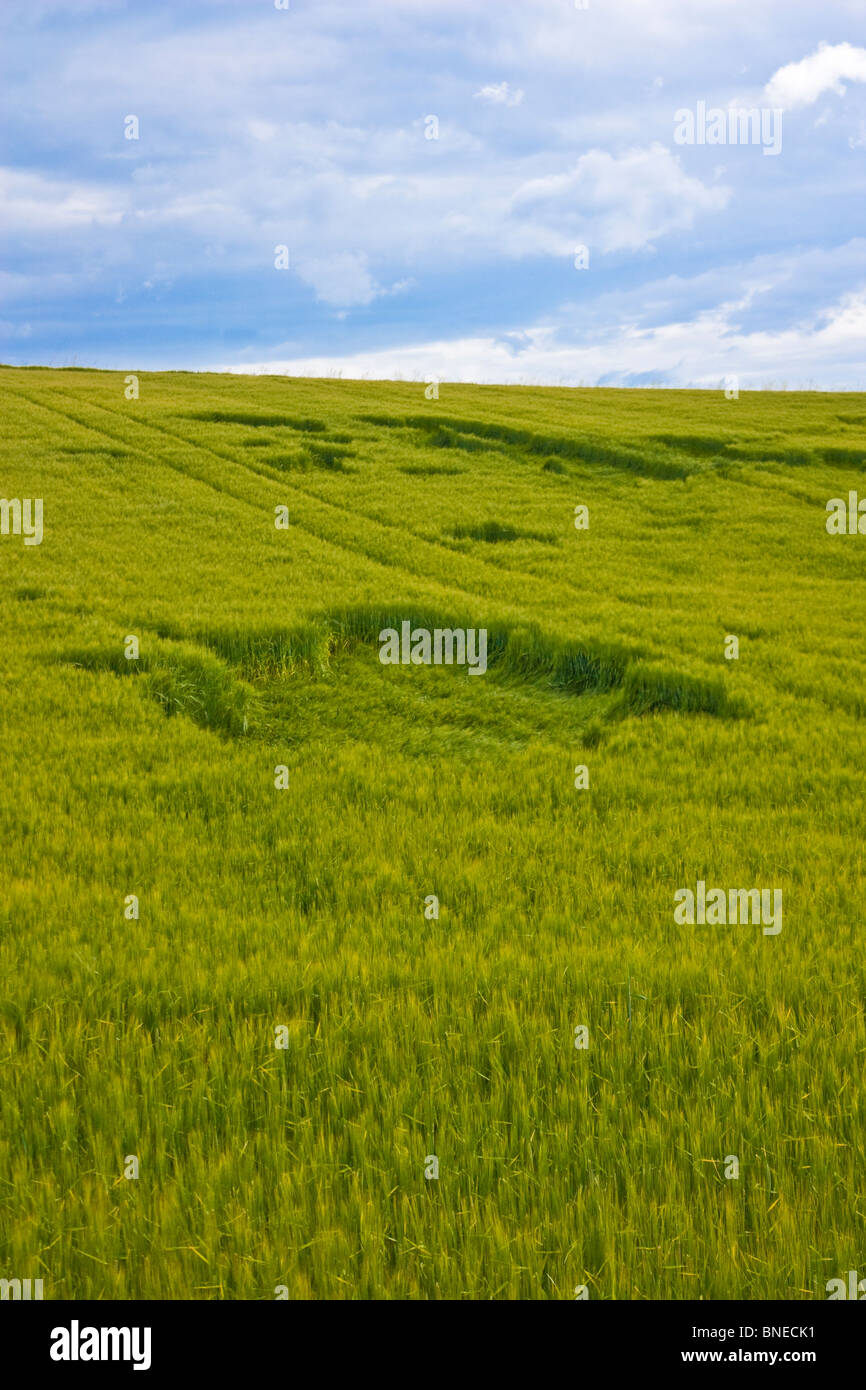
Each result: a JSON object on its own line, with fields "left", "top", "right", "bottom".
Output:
{"left": 2, "top": 0, "right": 864, "bottom": 365}
{"left": 0, "top": 134, "right": 727, "bottom": 300}
{"left": 0, "top": 167, "right": 124, "bottom": 230}
{"left": 247, "top": 119, "right": 278, "bottom": 143}
{"left": 765, "top": 42, "right": 866, "bottom": 109}
{"left": 295, "top": 252, "right": 380, "bottom": 306}
{"left": 511, "top": 144, "right": 730, "bottom": 254}
{"left": 475, "top": 82, "right": 524, "bottom": 107}
{"left": 214, "top": 286, "right": 866, "bottom": 390}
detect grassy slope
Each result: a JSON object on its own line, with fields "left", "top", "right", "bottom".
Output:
{"left": 0, "top": 366, "right": 864, "bottom": 1299}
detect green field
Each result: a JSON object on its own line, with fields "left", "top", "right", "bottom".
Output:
{"left": 1, "top": 366, "right": 864, "bottom": 1300}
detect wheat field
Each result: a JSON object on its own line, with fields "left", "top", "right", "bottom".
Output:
{"left": 1, "top": 366, "right": 864, "bottom": 1299}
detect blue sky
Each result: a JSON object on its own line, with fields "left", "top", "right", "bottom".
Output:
{"left": 2, "top": 0, "right": 865, "bottom": 387}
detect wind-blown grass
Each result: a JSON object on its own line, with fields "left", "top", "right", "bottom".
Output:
{"left": 0, "top": 366, "right": 864, "bottom": 1302}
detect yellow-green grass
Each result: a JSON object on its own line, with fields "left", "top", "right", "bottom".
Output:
{"left": 0, "top": 367, "right": 864, "bottom": 1299}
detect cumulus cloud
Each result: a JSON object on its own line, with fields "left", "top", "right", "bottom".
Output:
{"left": 0, "top": 138, "right": 728, "bottom": 303}
{"left": 511, "top": 144, "right": 730, "bottom": 254}
{"left": 765, "top": 42, "right": 866, "bottom": 108}
{"left": 1, "top": 0, "right": 864, "bottom": 376}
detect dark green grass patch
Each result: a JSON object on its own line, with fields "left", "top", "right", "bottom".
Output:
{"left": 58, "top": 641, "right": 260, "bottom": 739}
{"left": 170, "top": 607, "right": 744, "bottom": 730}
{"left": 302, "top": 441, "right": 356, "bottom": 471}
{"left": 447, "top": 520, "right": 558, "bottom": 545}
{"left": 360, "top": 412, "right": 697, "bottom": 480}
{"left": 399, "top": 463, "right": 466, "bottom": 476}
{"left": 184, "top": 411, "right": 328, "bottom": 431}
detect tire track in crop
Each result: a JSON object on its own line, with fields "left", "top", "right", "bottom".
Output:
{"left": 3, "top": 385, "right": 249, "bottom": 505}
{"left": 7, "top": 377, "right": 601, "bottom": 618}
{"left": 258, "top": 465, "right": 578, "bottom": 592}
{"left": 38, "top": 386, "right": 582, "bottom": 622}
{"left": 3, "top": 383, "right": 421, "bottom": 601}
{"left": 7, "top": 384, "right": 527, "bottom": 622}
{"left": 145, "top": 405, "right": 616, "bottom": 617}
{"left": 6, "top": 383, "right": 791, "bottom": 708}
{"left": 138, "top": 406, "right": 573, "bottom": 612}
